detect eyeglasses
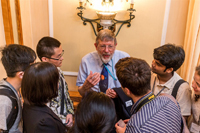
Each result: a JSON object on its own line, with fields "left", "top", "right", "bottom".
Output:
{"left": 99, "top": 45, "right": 115, "bottom": 50}
{"left": 46, "top": 50, "right": 64, "bottom": 61}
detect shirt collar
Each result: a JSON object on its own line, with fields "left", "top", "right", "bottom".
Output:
{"left": 130, "top": 92, "right": 153, "bottom": 114}
{"left": 155, "top": 72, "right": 178, "bottom": 90}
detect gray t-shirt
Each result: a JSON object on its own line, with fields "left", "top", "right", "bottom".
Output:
{"left": 0, "top": 79, "right": 22, "bottom": 133}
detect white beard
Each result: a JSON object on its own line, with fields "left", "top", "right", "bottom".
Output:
{"left": 98, "top": 52, "right": 113, "bottom": 64}
{"left": 101, "top": 56, "right": 111, "bottom": 64}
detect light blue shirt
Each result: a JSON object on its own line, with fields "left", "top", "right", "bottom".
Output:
{"left": 76, "top": 50, "right": 130, "bottom": 92}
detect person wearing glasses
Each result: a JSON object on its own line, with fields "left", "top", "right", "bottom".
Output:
{"left": 76, "top": 29, "right": 129, "bottom": 98}
{"left": 36, "top": 37, "right": 74, "bottom": 128}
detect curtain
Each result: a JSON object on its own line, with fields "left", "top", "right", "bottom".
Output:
{"left": 180, "top": 0, "right": 200, "bottom": 85}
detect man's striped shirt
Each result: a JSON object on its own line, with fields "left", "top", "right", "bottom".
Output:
{"left": 125, "top": 92, "right": 182, "bottom": 133}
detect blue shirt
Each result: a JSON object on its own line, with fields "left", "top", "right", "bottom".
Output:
{"left": 76, "top": 50, "right": 130, "bottom": 92}
{"left": 126, "top": 92, "right": 182, "bottom": 133}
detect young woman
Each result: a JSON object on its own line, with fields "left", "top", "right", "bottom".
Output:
{"left": 190, "top": 65, "right": 200, "bottom": 132}
{"left": 68, "top": 91, "right": 116, "bottom": 133}
{"left": 21, "top": 62, "right": 66, "bottom": 133}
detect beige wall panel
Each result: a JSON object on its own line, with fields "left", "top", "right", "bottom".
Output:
{"left": 20, "top": 0, "right": 49, "bottom": 52}
{"left": 64, "top": 75, "right": 78, "bottom": 91}
{"left": 20, "top": 0, "right": 33, "bottom": 48}
{"left": 30, "top": 0, "right": 49, "bottom": 51}
{"left": 165, "top": 0, "right": 189, "bottom": 46}
{"left": 54, "top": 0, "right": 166, "bottom": 72}
{"left": 0, "top": 1, "right": 6, "bottom": 79}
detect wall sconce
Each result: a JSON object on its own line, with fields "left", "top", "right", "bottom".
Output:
{"left": 77, "top": 0, "right": 136, "bottom": 36}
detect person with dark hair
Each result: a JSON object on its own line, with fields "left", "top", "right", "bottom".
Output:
{"left": 21, "top": 62, "right": 66, "bottom": 133}
{"left": 0, "top": 44, "right": 36, "bottom": 133}
{"left": 76, "top": 29, "right": 129, "bottom": 97}
{"left": 115, "top": 57, "right": 182, "bottom": 133}
{"left": 36, "top": 37, "right": 74, "bottom": 127}
{"left": 151, "top": 44, "right": 191, "bottom": 120}
{"left": 189, "top": 65, "right": 200, "bottom": 132}
{"left": 68, "top": 91, "right": 116, "bottom": 133}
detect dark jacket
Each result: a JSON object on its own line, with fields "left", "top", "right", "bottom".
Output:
{"left": 23, "top": 103, "right": 66, "bottom": 133}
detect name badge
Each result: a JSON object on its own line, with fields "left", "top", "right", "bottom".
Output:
{"left": 190, "top": 122, "right": 200, "bottom": 133}
{"left": 125, "top": 100, "right": 133, "bottom": 107}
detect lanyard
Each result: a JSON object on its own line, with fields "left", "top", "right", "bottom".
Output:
{"left": 152, "top": 77, "right": 166, "bottom": 96}
{"left": 133, "top": 93, "right": 155, "bottom": 114}
{"left": 103, "top": 59, "right": 117, "bottom": 81}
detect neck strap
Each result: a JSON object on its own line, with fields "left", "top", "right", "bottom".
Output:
{"left": 152, "top": 77, "right": 166, "bottom": 96}
{"left": 134, "top": 93, "right": 155, "bottom": 114}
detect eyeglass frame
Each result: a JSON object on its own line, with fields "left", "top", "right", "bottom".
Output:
{"left": 45, "top": 50, "right": 64, "bottom": 61}
{"left": 98, "top": 45, "right": 115, "bottom": 50}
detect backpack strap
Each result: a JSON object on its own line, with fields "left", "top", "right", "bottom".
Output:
{"left": 171, "top": 79, "right": 186, "bottom": 99}
{"left": 0, "top": 85, "right": 18, "bottom": 131}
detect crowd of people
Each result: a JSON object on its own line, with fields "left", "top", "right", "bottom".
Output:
{"left": 0, "top": 29, "right": 199, "bottom": 133}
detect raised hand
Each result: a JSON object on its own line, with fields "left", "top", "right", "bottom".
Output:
{"left": 78, "top": 71, "right": 100, "bottom": 96}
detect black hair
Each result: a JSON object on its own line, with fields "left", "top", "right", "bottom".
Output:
{"left": 69, "top": 91, "right": 116, "bottom": 133}
{"left": 21, "top": 62, "right": 59, "bottom": 106}
{"left": 153, "top": 44, "right": 185, "bottom": 71}
{"left": 1, "top": 44, "right": 36, "bottom": 77}
{"left": 36, "top": 36, "right": 61, "bottom": 61}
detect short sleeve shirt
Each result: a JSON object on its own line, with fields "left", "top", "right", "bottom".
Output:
{"left": 151, "top": 72, "right": 191, "bottom": 116}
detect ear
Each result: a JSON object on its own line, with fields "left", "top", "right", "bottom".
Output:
{"left": 41, "top": 57, "right": 48, "bottom": 62}
{"left": 124, "top": 87, "right": 131, "bottom": 95}
{"left": 17, "top": 71, "right": 24, "bottom": 79}
{"left": 115, "top": 43, "right": 117, "bottom": 46}
{"left": 94, "top": 43, "right": 98, "bottom": 49}
{"left": 166, "top": 68, "right": 173, "bottom": 73}
{"left": 122, "top": 86, "right": 131, "bottom": 96}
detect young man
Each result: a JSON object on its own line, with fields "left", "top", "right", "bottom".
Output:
{"left": 76, "top": 29, "right": 130, "bottom": 98}
{"left": 0, "top": 44, "right": 36, "bottom": 133}
{"left": 36, "top": 37, "right": 74, "bottom": 127}
{"left": 151, "top": 44, "right": 191, "bottom": 120}
{"left": 115, "top": 57, "right": 182, "bottom": 133}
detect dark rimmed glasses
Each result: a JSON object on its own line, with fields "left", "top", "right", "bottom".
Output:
{"left": 46, "top": 50, "right": 64, "bottom": 61}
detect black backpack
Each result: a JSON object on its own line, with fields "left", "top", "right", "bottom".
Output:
{"left": 0, "top": 85, "right": 18, "bottom": 132}
{"left": 112, "top": 87, "right": 134, "bottom": 120}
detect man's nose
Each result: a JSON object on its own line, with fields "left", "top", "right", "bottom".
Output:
{"left": 60, "top": 56, "right": 64, "bottom": 60}
{"left": 104, "top": 46, "right": 109, "bottom": 52}
{"left": 152, "top": 60, "right": 155, "bottom": 66}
